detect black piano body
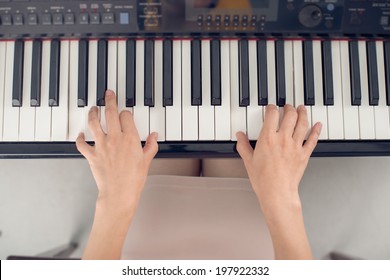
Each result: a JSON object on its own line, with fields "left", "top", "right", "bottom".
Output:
{"left": 1, "top": 0, "right": 390, "bottom": 158}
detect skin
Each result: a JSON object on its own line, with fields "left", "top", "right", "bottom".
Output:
{"left": 77, "top": 90, "right": 321, "bottom": 260}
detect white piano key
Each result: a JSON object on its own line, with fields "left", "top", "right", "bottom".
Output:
{"left": 247, "top": 40, "right": 263, "bottom": 141}
{"left": 199, "top": 40, "right": 215, "bottom": 141}
{"left": 107, "top": 40, "right": 117, "bottom": 93}
{"left": 133, "top": 40, "right": 150, "bottom": 140}
{"left": 358, "top": 40, "right": 376, "bottom": 139}
{"left": 293, "top": 40, "right": 312, "bottom": 135}
{"left": 284, "top": 40, "right": 294, "bottom": 105}
{"left": 19, "top": 41, "right": 36, "bottom": 141}
{"left": 0, "top": 42, "right": 7, "bottom": 141}
{"left": 230, "top": 40, "right": 247, "bottom": 141}
{"left": 340, "top": 41, "right": 359, "bottom": 140}
{"left": 374, "top": 41, "right": 390, "bottom": 139}
{"left": 267, "top": 40, "right": 277, "bottom": 106}
{"left": 117, "top": 40, "right": 128, "bottom": 114}
{"left": 2, "top": 41, "right": 19, "bottom": 141}
{"left": 166, "top": 40, "right": 182, "bottom": 140}
{"left": 327, "top": 40, "right": 344, "bottom": 140}
{"left": 311, "top": 40, "right": 328, "bottom": 140}
{"left": 85, "top": 40, "right": 98, "bottom": 141}
{"left": 51, "top": 40, "right": 69, "bottom": 141}
{"left": 150, "top": 40, "right": 166, "bottom": 141}
{"left": 68, "top": 40, "right": 85, "bottom": 141}
{"left": 278, "top": 40, "right": 294, "bottom": 126}
{"left": 182, "top": 40, "right": 198, "bottom": 141}
{"left": 215, "top": 40, "right": 231, "bottom": 140}
{"left": 99, "top": 40, "right": 117, "bottom": 135}
{"left": 35, "top": 40, "right": 52, "bottom": 141}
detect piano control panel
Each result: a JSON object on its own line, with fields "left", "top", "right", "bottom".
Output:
{"left": 0, "top": 0, "right": 389, "bottom": 38}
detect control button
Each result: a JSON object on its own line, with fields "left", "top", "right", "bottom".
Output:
{"left": 65, "top": 13, "right": 75, "bottom": 24}
{"left": 242, "top": 15, "right": 248, "bottom": 21}
{"left": 102, "top": 13, "right": 115, "bottom": 24}
{"left": 119, "top": 12, "right": 129, "bottom": 24}
{"left": 215, "top": 15, "right": 221, "bottom": 21}
{"left": 251, "top": 15, "right": 257, "bottom": 21}
{"left": 42, "top": 13, "right": 51, "bottom": 25}
{"left": 381, "top": 16, "right": 388, "bottom": 26}
{"left": 1, "top": 14, "right": 12, "bottom": 26}
{"left": 350, "top": 12, "right": 361, "bottom": 25}
{"left": 79, "top": 13, "right": 89, "bottom": 24}
{"left": 53, "top": 13, "right": 63, "bottom": 25}
{"left": 327, "top": 4, "right": 335, "bottom": 12}
{"left": 224, "top": 15, "right": 230, "bottom": 22}
{"left": 242, "top": 21, "right": 248, "bottom": 27}
{"left": 233, "top": 21, "right": 239, "bottom": 27}
{"left": 233, "top": 15, "right": 239, "bottom": 21}
{"left": 13, "top": 14, "right": 23, "bottom": 25}
{"left": 27, "top": 13, "right": 38, "bottom": 25}
{"left": 197, "top": 15, "right": 203, "bottom": 21}
{"left": 206, "top": 14, "right": 212, "bottom": 21}
{"left": 298, "top": 4, "right": 323, "bottom": 28}
{"left": 91, "top": 13, "right": 100, "bottom": 24}
{"left": 206, "top": 20, "right": 212, "bottom": 27}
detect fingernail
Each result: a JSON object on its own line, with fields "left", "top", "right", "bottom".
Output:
{"left": 152, "top": 132, "right": 158, "bottom": 139}
{"left": 317, "top": 122, "right": 323, "bottom": 134}
{"left": 90, "top": 106, "right": 98, "bottom": 111}
{"left": 106, "top": 90, "right": 114, "bottom": 96}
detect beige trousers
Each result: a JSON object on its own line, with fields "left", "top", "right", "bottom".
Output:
{"left": 149, "top": 158, "right": 248, "bottom": 178}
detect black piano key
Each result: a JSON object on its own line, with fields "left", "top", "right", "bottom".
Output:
{"left": 303, "top": 40, "right": 315, "bottom": 106}
{"left": 239, "top": 39, "right": 250, "bottom": 107}
{"left": 144, "top": 39, "right": 154, "bottom": 107}
{"left": 366, "top": 41, "right": 379, "bottom": 106}
{"left": 257, "top": 40, "right": 268, "bottom": 105}
{"left": 210, "top": 39, "right": 221, "bottom": 106}
{"left": 322, "top": 40, "right": 334, "bottom": 106}
{"left": 275, "top": 40, "right": 286, "bottom": 107}
{"left": 49, "top": 39, "right": 60, "bottom": 107}
{"left": 12, "top": 40, "right": 24, "bottom": 107}
{"left": 191, "top": 39, "right": 202, "bottom": 106}
{"left": 77, "top": 39, "right": 88, "bottom": 107}
{"left": 126, "top": 40, "right": 136, "bottom": 107}
{"left": 163, "top": 40, "right": 173, "bottom": 107}
{"left": 97, "top": 39, "right": 108, "bottom": 106}
{"left": 349, "top": 41, "right": 362, "bottom": 106}
{"left": 384, "top": 41, "right": 390, "bottom": 106}
{"left": 30, "top": 40, "right": 42, "bottom": 107}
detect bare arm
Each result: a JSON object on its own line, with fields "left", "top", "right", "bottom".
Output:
{"left": 76, "top": 90, "right": 158, "bottom": 259}
{"left": 237, "top": 104, "right": 322, "bottom": 260}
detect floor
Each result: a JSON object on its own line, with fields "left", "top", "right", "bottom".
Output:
{"left": 0, "top": 157, "right": 390, "bottom": 260}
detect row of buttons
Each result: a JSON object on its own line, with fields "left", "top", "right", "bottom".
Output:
{"left": 197, "top": 14, "right": 258, "bottom": 28}
{"left": 0, "top": 12, "right": 120, "bottom": 26}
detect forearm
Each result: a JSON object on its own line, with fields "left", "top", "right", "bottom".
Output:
{"left": 82, "top": 199, "right": 137, "bottom": 260}
{"left": 260, "top": 196, "right": 313, "bottom": 260}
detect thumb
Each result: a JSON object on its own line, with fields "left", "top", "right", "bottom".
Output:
{"left": 236, "top": 131, "right": 253, "bottom": 162}
{"left": 76, "top": 133, "right": 94, "bottom": 160}
{"left": 143, "top": 132, "right": 159, "bottom": 162}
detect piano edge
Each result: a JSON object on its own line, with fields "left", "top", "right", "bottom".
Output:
{"left": 1, "top": 141, "right": 390, "bottom": 158}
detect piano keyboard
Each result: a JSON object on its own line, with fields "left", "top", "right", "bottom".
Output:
{"left": 0, "top": 38, "right": 390, "bottom": 143}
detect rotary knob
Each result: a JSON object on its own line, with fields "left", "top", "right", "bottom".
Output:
{"left": 299, "top": 5, "right": 323, "bottom": 28}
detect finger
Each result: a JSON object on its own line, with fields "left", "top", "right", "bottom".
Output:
{"left": 143, "top": 132, "right": 159, "bottom": 162}
{"left": 76, "top": 133, "right": 94, "bottom": 160}
{"left": 119, "top": 110, "right": 140, "bottom": 141}
{"left": 260, "top": 104, "right": 279, "bottom": 137}
{"left": 236, "top": 131, "right": 253, "bottom": 162}
{"left": 292, "top": 105, "right": 309, "bottom": 143}
{"left": 104, "top": 90, "right": 122, "bottom": 134}
{"left": 278, "top": 104, "right": 298, "bottom": 137}
{"left": 303, "top": 122, "right": 322, "bottom": 155}
{"left": 88, "top": 106, "right": 104, "bottom": 141}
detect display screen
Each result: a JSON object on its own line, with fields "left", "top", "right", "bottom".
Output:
{"left": 192, "top": 0, "right": 270, "bottom": 9}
